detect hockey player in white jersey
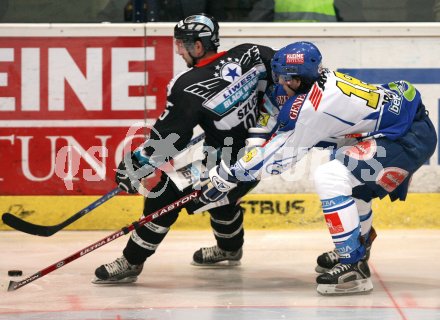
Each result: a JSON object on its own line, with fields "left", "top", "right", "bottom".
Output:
{"left": 199, "top": 41, "right": 437, "bottom": 295}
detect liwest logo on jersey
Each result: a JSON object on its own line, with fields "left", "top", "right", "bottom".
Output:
{"left": 202, "top": 68, "right": 260, "bottom": 115}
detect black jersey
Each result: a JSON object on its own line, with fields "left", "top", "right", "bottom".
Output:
{"left": 146, "top": 43, "right": 275, "bottom": 164}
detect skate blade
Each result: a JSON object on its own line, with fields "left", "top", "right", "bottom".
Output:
{"left": 317, "top": 278, "right": 373, "bottom": 296}
{"left": 91, "top": 276, "right": 138, "bottom": 284}
{"left": 191, "top": 260, "right": 241, "bottom": 267}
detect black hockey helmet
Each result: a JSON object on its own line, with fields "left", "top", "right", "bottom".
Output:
{"left": 174, "top": 13, "right": 220, "bottom": 51}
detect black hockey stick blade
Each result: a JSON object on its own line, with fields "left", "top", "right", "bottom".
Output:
{"left": 1, "top": 187, "right": 121, "bottom": 237}
{"left": 2, "top": 133, "right": 206, "bottom": 237}
{"left": 2, "top": 213, "right": 58, "bottom": 237}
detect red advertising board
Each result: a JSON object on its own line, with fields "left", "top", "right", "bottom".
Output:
{"left": 0, "top": 36, "right": 173, "bottom": 195}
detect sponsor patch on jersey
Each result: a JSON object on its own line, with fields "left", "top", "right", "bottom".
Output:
{"left": 286, "top": 53, "right": 304, "bottom": 64}
{"left": 276, "top": 94, "right": 289, "bottom": 106}
{"left": 376, "top": 167, "right": 409, "bottom": 192}
{"left": 202, "top": 68, "right": 260, "bottom": 116}
{"left": 258, "top": 113, "right": 270, "bottom": 126}
{"left": 343, "top": 139, "right": 377, "bottom": 160}
{"left": 243, "top": 148, "right": 258, "bottom": 162}
{"left": 325, "top": 212, "right": 345, "bottom": 234}
{"left": 309, "top": 83, "right": 323, "bottom": 111}
{"left": 289, "top": 94, "right": 306, "bottom": 119}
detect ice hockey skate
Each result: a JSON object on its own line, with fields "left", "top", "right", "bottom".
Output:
{"left": 315, "top": 227, "right": 377, "bottom": 273}
{"left": 316, "top": 259, "right": 373, "bottom": 296}
{"left": 315, "top": 249, "right": 340, "bottom": 273}
{"left": 192, "top": 245, "right": 242, "bottom": 266}
{"left": 92, "top": 256, "right": 143, "bottom": 284}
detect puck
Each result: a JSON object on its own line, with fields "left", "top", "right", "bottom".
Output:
{"left": 8, "top": 270, "right": 22, "bottom": 277}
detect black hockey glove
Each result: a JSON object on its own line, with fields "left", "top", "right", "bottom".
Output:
{"left": 200, "top": 160, "right": 239, "bottom": 204}
{"left": 115, "top": 152, "right": 154, "bottom": 194}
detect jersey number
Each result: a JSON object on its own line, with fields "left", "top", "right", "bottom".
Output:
{"left": 334, "top": 72, "right": 380, "bottom": 109}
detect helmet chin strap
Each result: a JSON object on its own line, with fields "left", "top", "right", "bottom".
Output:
{"left": 186, "top": 43, "right": 207, "bottom": 67}
{"left": 286, "top": 83, "right": 296, "bottom": 92}
{"left": 189, "top": 51, "right": 207, "bottom": 67}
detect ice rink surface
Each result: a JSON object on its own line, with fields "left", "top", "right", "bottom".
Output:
{"left": 0, "top": 230, "right": 439, "bottom": 320}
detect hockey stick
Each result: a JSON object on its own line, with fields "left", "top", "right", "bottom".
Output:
{"left": 7, "top": 190, "right": 201, "bottom": 291}
{"left": 2, "top": 133, "right": 205, "bottom": 237}
{"left": 2, "top": 187, "right": 122, "bottom": 237}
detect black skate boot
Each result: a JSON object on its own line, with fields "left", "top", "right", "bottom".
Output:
{"left": 316, "top": 259, "right": 373, "bottom": 296}
{"left": 315, "top": 227, "right": 377, "bottom": 273}
{"left": 192, "top": 245, "right": 242, "bottom": 266}
{"left": 93, "top": 256, "right": 143, "bottom": 284}
{"left": 315, "top": 249, "right": 340, "bottom": 273}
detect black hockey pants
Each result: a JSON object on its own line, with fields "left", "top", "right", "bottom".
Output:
{"left": 123, "top": 173, "right": 256, "bottom": 265}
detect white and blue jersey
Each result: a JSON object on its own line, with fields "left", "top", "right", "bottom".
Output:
{"left": 231, "top": 69, "right": 423, "bottom": 182}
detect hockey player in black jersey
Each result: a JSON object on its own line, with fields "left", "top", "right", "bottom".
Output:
{"left": 93, "top": 13, "right": 276, "bottom": 283}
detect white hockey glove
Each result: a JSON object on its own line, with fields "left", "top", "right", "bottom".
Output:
{"left": 199, "top": 160, "right": 239, "bottom": 204}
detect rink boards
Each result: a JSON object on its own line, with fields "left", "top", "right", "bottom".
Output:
{"left": 1, "top": 193, "right": 439, "bottom": 231}
{"left": 0, "top": 23, "right": 439, "bottom": 232}
{"left": 0, "top": 23, "right": 439, "bottom": 197}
